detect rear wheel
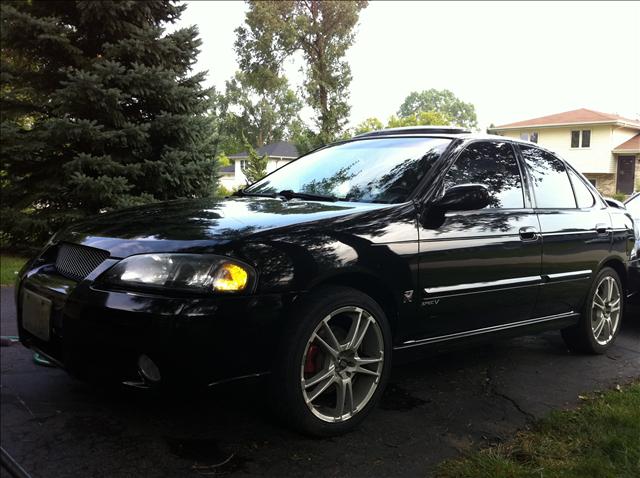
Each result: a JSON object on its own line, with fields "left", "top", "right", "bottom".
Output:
{"left": 270, "top": 286, "right": 392, "bottom": 436}
{"left": 562, "top": 267, "right": 623, "bottom": 354}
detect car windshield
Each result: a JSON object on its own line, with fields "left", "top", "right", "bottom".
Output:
{"left": 244, "top": 137, "right": 452, "bottom": 204}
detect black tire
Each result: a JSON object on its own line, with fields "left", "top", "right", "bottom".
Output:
{"left": 561, "top": 267, "right": 624, "bottom": 354}
{"left": 269, "top": 286, "right": 392, "bottom": 437}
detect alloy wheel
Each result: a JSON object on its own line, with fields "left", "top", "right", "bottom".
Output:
{"left": 591, "top": 276, "right": 621, "bottom": 346}
{"left": 300, "top": 306, "right": 385, "bottom": 423}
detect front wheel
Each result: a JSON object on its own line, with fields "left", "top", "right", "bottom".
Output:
{"left": 270, "top": 286, "right": 392, "bottom": 437}
{"left": 561, "top": 267, "right": 624, "bottom": 354}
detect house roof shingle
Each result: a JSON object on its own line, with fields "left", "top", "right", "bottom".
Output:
{"left": 219, "top": 164, "right": 235, "bottom": 174}
{"left": 494, "top": 108, "right": 640, "bottom": 130}
{"left": 228, "top": 140, "right": 299, "bottom": 159}
{"left": 614, "top": 134, "right": 640, "bottom": 153}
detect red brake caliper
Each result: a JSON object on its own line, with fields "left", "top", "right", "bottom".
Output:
{"left": 304, "top": 344, "right": 319, "bottom": 374}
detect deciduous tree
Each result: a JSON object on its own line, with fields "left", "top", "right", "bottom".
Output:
{"left": 387, "top": 111, "right": 450, "bottom": 128}
{"left": 354, "top": 117, "right": 384, "bottom": 135}
{"left": 235, "top": 0, "right": 368, "bottom": 145}
{"left": 398, "top": 89, "right": 477, "bottom": 129}
{"left": 352, "top": 111, "right": 450, "bottom": 135}
{"left": 224, "top": 71, "right": 302, "bottom": 149}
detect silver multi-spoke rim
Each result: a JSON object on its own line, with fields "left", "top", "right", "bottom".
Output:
{"left": 591, "top": 276, "right": 621, "bottom": 346}
{"left": 300, "top": 306, "right": 384, "bottom": 423}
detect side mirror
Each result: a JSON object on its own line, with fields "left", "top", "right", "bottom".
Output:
{"left": 436, "top": 184, "right": 491, "bottom": 212}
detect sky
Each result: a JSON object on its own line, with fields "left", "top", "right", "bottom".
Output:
{"left": 172, "top": 1, "right": 640, "bottom": 130}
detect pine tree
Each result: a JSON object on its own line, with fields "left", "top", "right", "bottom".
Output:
{"left": 0, "top": 0, "right": 218, "bottom": 250}
{"left": 240, "top": 137, "right": 267, "bottom": 185}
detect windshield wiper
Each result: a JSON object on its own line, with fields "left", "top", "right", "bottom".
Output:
{"left": 277, "top": 190, "right": 338, "bottom": 202}
{"left": 232, "top": 189, "right": 276, "bottom": 198}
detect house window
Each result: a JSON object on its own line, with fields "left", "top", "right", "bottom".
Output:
{"left": 571, "top": 131, "right": 580, "bottom": 148}
{"left": 588, "top": 178, "right": 597, "bottom": 187}
{"left": 571, "top": 130, "right": 591, "bottom": 148}
{"left": 519, "top": 132, "right": 538, "bottom": 143}
{"left": 240, "top": 160, "right": 247, "bottom": 170}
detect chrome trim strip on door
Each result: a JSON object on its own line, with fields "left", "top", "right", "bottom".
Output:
{"left": 546, "top": 270, "right": 592, "bottom": 281}
{"left": 424, "top": 275, "right": 542, "bottom": 295}
{"left": 395, "top": 312, "right": 579, "bottom": 350}
{"left": 540, "top": 230, "right": 594, "bottom": 236}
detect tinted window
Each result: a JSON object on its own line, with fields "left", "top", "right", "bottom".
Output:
{"left": 571, "top": 130, "right": 580, "bottom": 148}
{"left": 246, "top": 137, "right": 451, "bottom": 204}
{"left": 520, "top": 146, "right": 576, "bottom": 208}
{"left": 568, "top": 168, "right": 595, "bottom": 208}
{"left": 443, "top": 142, "right": 524, "bottom": 209}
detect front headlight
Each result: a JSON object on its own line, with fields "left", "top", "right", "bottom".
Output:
{"left": 99, "top": 254, "right": 255, "bottom": 293}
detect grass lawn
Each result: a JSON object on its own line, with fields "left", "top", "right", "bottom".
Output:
{"left": 1, "top": 255, "right": 27, "bottom": 286}
{"left": 438, "top": 382, "right": 640, "bottom": 478}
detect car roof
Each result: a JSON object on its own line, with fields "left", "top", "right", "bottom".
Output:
{"left": 350, "top": 127, "right": 537, "bottom": 146}
{"left": 355, "top": 126, "right": 471, "bottom": 137}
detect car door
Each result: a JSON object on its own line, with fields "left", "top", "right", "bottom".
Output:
{"left": 519, "top": 145, "right": 611, "bottom": 318}
{"left": 408, "top": 140, "right": 543, "bottom": 343}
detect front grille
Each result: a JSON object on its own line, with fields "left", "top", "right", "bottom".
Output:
{"left": 55, "top": 243, "right": 110, "bottom": 281}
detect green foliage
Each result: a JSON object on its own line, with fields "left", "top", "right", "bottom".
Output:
{"left": 387, "top": 111, "right": 450, "bottom": 128}
{"left": 235, "top": 0, "right": 368, "bottom": 145}
{"left": 289, "top": 120, "right": 324, "bottom": 156}
{"left": 1, "top": 255, "right": 26, "bottom": 286}
{"left": 1, "top": 0, "right": 219, "bottom": 249}
{"left": 214, "top": 183, "right": 236, "bottom": 198}
{"left": 611, "top": 192, "right": 628, "bottom": 202}
{"left": 398, "top": 89, "right": 478, "bottom": 129}
{"left": 353, "top": 111, "right": 450, "bottom": 135}
{"left": 354, "top": 117, "right": 384, "bottom": 135}
{"left": 217, "top": 152, "right": 231, "bottom": 167}
{"left": 438, "top": 382, "right": 640, "bottom": 478}
{"left": 223, "top": 71, "right": 302, "bottom": 150}
{"left": 241, "top": 138, "right": 268, "bottom": 184}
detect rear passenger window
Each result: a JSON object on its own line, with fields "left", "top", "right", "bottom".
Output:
{"left": 568, "top": 169, "right": 595, "bottom": 208}
{"left": 520, "top": 146, "right": 576, "bottom": 208}
{"left": 443, "top": 141, "right": 524, "bottom": 209}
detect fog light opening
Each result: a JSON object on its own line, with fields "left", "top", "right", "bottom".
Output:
{"left": 137, "top": 354, "right": 161, "bottom": 383}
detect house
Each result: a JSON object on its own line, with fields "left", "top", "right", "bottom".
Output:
{"left": 218, "top": 140, "right": 300, "bottom": 190}
{"left": 490, "top": 109, "right": 640, "bottom": 195}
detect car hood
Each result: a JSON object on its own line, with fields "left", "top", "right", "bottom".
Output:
{"left": 56, "top": 197, "right": 390, "bottom": 257}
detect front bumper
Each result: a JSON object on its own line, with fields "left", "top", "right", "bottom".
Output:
{"left": 17, "top": 262, "right": 296, "bottom": 387}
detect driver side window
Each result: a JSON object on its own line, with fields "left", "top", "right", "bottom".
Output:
{"left": 443, "top": 141, "right": 524, "bottom": 209}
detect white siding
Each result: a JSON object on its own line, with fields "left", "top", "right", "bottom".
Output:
{"left": 229, "top": 157, "right": 294, "bottom": 188}
{"left": 500, "top": 125, "right": 614, "bottom": 174}
{"left": 219, "top": 174, "right": 238, "bottom": 191}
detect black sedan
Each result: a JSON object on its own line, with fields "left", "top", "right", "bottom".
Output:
{"left": 16, "top": 126, "right": 636, "bottom": 436}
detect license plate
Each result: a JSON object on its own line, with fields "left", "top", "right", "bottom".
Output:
{"left": 22, "top": 289, "right": 52, "bottom": 341}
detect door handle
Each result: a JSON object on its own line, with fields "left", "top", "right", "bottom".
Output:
{"left": 519, "top": 226, "right": 539, "bottom": 241}
{"left": 595, "top": 223, "right": 611, "bottom": 235}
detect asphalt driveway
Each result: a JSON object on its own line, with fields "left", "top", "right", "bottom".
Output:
{"left": 1, "top": 286, "right": 639, "bottom": 478}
